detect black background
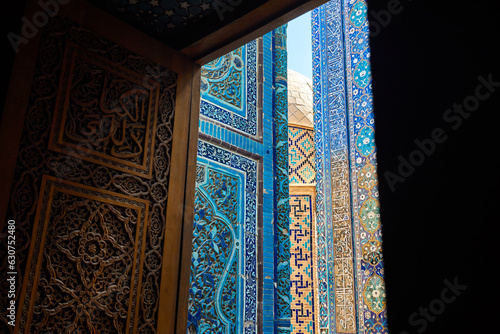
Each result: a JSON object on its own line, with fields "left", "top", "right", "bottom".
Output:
{"left": 1, "top": 1, "right": 26, "bottom": 116}
{"left": 368, "top": 0, "right": 500, "bottom": 332}
{"left": 2, "top": 0, "right": 500, "bottom": 333}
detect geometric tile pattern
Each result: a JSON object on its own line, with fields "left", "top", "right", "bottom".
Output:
{"left": 312, "top": 1, "right": 388, "bottom": 333}
{"left": 288, "top": 68, "right": 317, "bottom": 334}
{"left": 290, "top": 195, "right": 316, "bottom": 334}
{"left": 289, "top": 126, "right": 316, "bottom": 184}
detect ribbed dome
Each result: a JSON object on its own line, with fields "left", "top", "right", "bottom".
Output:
{"left": 288, "top": 69, "right": 313, "bottom": 127}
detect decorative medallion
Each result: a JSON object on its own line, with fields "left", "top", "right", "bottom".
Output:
{"left": 363, "top": 275, "right": 387, "bottom": 314}
{"left": 356, "top": 126, "right": 376, "bottom": 157}
{"left": 18, "top": 176, "right": 149, "bottom": 333}
{"left": 358, "top": 163, "right": 378, "bottom": 190}
{"left": 360, "top": 197, "right": 381, "bottom": 233}
{"left": 353, "top": 60, "right": 372, "bottom": 88}
{"left": 349, "top": 1, "right": 368, "bottom": 27}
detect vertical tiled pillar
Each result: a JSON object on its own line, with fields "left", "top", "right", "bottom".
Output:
{"left": 261, "top": 31, "right": 276, "bottom": 334}
{"left": 272, "top": 25, "right": 291, "bottom": 334}
{"left": 312, "top": 1, "right": 389, "bottom": 333}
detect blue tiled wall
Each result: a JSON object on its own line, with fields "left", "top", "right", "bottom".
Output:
{"left": 187, "top": 28, "right": 290, "bottom": 334}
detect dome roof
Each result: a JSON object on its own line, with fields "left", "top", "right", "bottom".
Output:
{"left": 288, "top": 69, "right": 313, "bottom": 127}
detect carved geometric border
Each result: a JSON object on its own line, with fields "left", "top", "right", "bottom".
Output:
{"left": 16, "top": 175, "right": 149, "bottom": 334}
{"left": 48, "top": 41, "right": 160, "bottom": 178}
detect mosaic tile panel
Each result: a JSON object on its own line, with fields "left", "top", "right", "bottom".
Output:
{"left": 289, "top": 126, "right": 316, "bottom": 184}
{"left": 312, "top": 1, "right": 388, "bottom": 333}
{"left": 290, "top": 195, "right": 316, "bottom": 334}
{"left": 312, "top": 6, "right": 333, "bottom": 332}
{"left": 200, "top": 41, "right": 259, "bottom": 138}
{"left": 187, "top": 141, "right": 258, "bottom": 334}
{"left": 288, "top": 77, "right": 318, "bottom": 334}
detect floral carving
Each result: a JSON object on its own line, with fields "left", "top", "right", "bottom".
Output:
{"left": 1, "top": 16, "right": 176, "bottom": 334}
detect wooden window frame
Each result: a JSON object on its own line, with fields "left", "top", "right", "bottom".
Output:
{"left": 0, "top": 0, "right": 328, "bottom": 332}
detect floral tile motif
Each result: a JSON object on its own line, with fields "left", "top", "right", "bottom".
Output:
{"left": 187, "top": 142, "right": 258, "bottom": 334}
{"left": 273, "top": 25, "right": 292, "bottom": 331}
{"left": 200, "top": 41, "right": 258, "bottom": 138}
{"left": 363, "top": 275, "right": 387, "bottom": 314}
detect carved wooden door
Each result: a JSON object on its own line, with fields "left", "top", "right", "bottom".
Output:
{"left": 0, "top": 3, "right": 199, "bottom": 334}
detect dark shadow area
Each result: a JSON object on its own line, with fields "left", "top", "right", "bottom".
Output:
{"left": 369, "top": 0, "right": 500, "bottom": 332}
{"left": 1, "top": 1, "right": 27, "bottom": 118}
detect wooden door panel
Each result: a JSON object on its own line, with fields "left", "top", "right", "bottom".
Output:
{"left": 0, "top": 4, "right": 199, "bottom": 333}
{"left": 18, "top": 176, "right": 150, "bottom": 333}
